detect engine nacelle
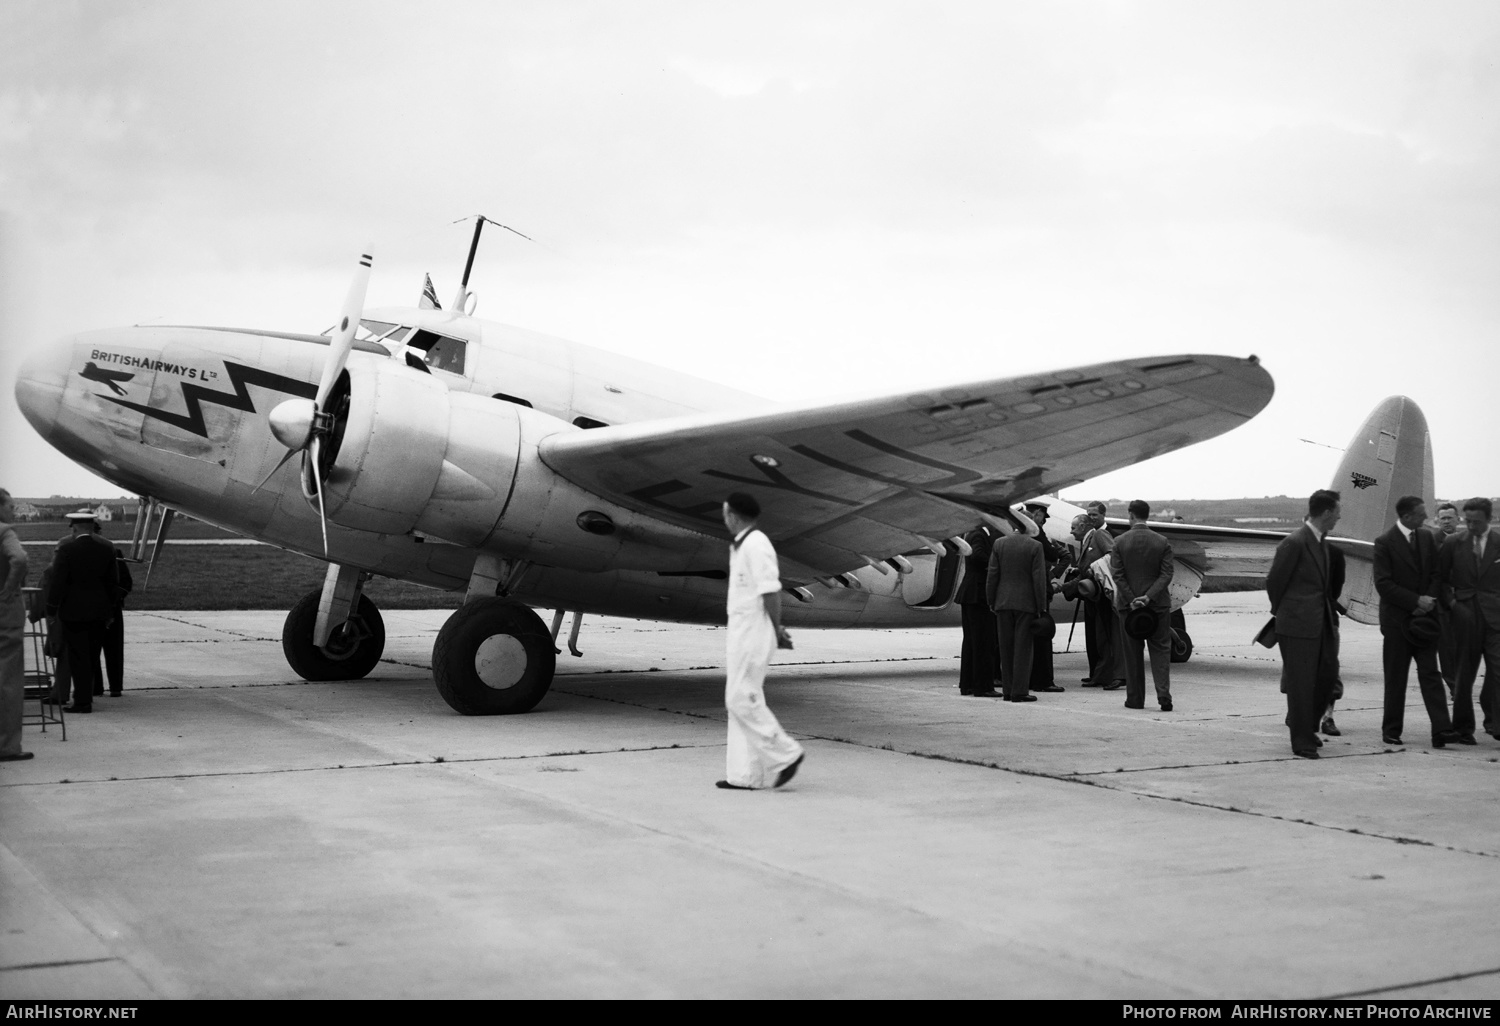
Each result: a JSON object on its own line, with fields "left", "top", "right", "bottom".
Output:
{"left": 321, "top": 359, "right": 515, "bottom": 542}
{"left": 320, "top": 358, "right": 720, "bottom": 571}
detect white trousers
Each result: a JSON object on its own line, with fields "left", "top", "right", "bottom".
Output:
{"left": 724, "top": 609, "right": 803, "bottom": 788}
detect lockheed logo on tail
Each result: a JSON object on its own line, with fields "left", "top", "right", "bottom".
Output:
{"left": 1351, "top": 472, "right": 1377, "bottom": 490}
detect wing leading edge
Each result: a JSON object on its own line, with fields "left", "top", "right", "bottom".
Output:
{"left": 539, "top": 354, "right": 1273, "bottom": 579}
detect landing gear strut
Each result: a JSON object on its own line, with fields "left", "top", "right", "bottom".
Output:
{"left": 432, "top": 597, "right": 556, "bottom": 715}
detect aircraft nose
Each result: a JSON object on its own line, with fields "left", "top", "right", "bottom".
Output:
{"left": 13, "top": 335, "right": 71, "bottom": 441}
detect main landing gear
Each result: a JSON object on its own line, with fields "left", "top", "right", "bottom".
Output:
{"left": 432, "top": 597, "right": 556, "bottom": 715}
{"left": 1169, "top": 608, "right": 1193, "bottom": 664}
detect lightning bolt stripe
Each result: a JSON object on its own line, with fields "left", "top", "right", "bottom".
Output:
{"left": 102, "top": 361, "right": 317, "bottom": 438}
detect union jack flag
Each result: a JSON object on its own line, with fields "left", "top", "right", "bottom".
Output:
{"left": 419, "top": 274, "right": 441, "bottom": 310}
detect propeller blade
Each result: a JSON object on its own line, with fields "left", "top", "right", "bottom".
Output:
{"left": 251, "top": 446, "right": 300, "bottom": 495}
{"left": 310, "top": 436, "right": 330, "bottom": 558}
{"left": 315, "top": 247, "right": 374, "bottom": 411}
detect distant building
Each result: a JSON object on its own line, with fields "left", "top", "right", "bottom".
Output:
{"left": 92, "top": 503, "right": 115, "bottom": 522}
{"left": 10, "top": 500, "right": 40, "bottom": 521}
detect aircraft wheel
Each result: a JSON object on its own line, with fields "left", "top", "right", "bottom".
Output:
{"left": 282, "top": 589, "right": 386, "bottom": 681}
{"left": 432, "top": 597, "right": 556, "bottom": 715}
{"left": 1170, "top": 629, "right": 1193, "bottom": 663}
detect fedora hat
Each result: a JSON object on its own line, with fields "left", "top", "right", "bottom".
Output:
{"left": 1124, "top": 607, "right": 1159, "bottom": 640}
{"left": 1031, "top": 613, "right": 1056, "bottom": 640}
{"left": 1074, "top": 577, "right": 1098, "bottom": 601}
{"left": 1402, "top": 613, "right": 1442, "bottom": 649}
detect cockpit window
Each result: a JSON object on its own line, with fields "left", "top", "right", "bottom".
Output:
{"left": 407, "top": 329, "right": 466, "bottom": 375}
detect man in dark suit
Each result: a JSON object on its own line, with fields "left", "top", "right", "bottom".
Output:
{"left": 45, "top": 511, "right": 118, "bottom": 714}
{"left": 1266, "top": 490, "right": 1343, "bottom": 759}
{"left": 1075, "top": 506, "right": 1122, "bottom": 689}
{"left": 1430, "top": 501, "right": 1462, "bottom": 695}
{"left": 986, "top": 527, "right": 1047, "bottom": 703}
{"left": 1110, "top": 500, "right": 1176, "bottom": 711}
{"left": 956, "top": 525, "right": 1001, "bottom": 698}
{"left": 1374, "top": 496, "right": 1459, "bottom": 748}
{"left": 1439, "top": 497, "right": 1500, "bottom": 743}
{"left": 1024, "top": 508, "right": 1065, "bottom": 693}
{"left": 100, "top": 526, "right": 133, "bottom": 697}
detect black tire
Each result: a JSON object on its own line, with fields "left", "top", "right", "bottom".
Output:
{"left": 432, "top": 597, "right": 556, "bottom": 715}
{"left": 282, "top": 589, "right": 386, "bottom": 681}
{"left": 1170, "top": 628, "right": 1193, "bottom": 663}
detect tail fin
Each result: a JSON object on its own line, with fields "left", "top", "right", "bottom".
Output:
{"left": 1333, "top": 395, "right": 1434, "bottom": 623}
{"left": 1332, "top": 396, "right": 1434, "bottom": 542}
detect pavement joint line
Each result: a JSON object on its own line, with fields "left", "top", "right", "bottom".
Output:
{"left": 422, "top": 745, "right": 1175, "bottom": 998}
{"left": 1322, "top": 963, "right": 1500, "bottom": 999}
{"left": 0, "top": 956, "right": 121, "bottom": 973}
{"left": 1077, "top": 776, "right": 1500, "bottom": 860}
{"left": 0, "top": 743, "right": 722, "bottom": 789}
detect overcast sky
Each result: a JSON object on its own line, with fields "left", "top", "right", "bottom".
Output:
{"left": 2, "top": 0, "right": 1497, "bottom": 505}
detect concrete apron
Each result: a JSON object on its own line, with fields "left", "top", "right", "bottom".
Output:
{"left": 2, "top": 594, "right": 1497, "bottom": 999}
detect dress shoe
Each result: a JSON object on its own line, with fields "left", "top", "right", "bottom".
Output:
{"left": 1381, "top": 735, "right": 1403, "bottom": 746}
{"left": 1080, "top": 680, "right": 1104, "bottom": 688}
{"left": 774, "top": 754, "right": 804, "bottom": 788}
{"left": 971, "top": 690, "right": 1003, "bottom": 698}
{"left": 1080, "top": 676, "right": 1094, "bottom": 683}
{"left": 1123, "top": 701, "right": 1145, "bottom": 710}
{"left": 0, "top": 752, "right": 35, "bottom": 762}
{"left": 1102, "top": 679, "right": 1126, "bottom": 691}
{"left": 1456, "top": 734, "right": 1477, "bottom": 746}
{"left": 1312, "top": 736, "right": 1323, "bottom": 747}
{"left": 715, "top": 780, "right": 754, "bottom": 790}
{"left": 1293, "top": 749, "right": 1320, "bottom": 759}
{"left": 1433, "top": 730, "right": 1462, "bottom": 749}
{"left": 63, "top": 704, "right": 92, "bottom": 714}
{"left": 1320, "top": 716, "right": 1340, "bottom": 736}
{"left": 1159, "top": 701, "right": 1173, "bottom": 712}
{"left": 109, "top": 690, "right": 122, "bottom": 698}
{"left": 1010, "top": 694, "right": 1037, "bottom": 703}
{"left": 1033, "top": 683, "right": 1065, "bottom": 693}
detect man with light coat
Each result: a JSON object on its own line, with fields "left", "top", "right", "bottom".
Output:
{"left": 717, "top": 492, "right": 805, "bottom": 790}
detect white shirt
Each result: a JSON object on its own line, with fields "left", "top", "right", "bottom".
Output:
{"left": 728, "top": 528, "right": 781, "bottom": 618}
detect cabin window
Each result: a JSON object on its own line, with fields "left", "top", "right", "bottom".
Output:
{"left": 573, "top": 416, "right": 609, "bottom": 430}
{"left": 492, "top": 393, "right": 533, "bottom": 408}
{"left": 406, "top": 329, "right": 467, "bottom": 375}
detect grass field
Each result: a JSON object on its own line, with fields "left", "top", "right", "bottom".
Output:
{"left": 19, "top": 534, "right": 462, "bottom": 611}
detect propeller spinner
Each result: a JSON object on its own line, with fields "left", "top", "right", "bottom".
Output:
{"left": 261, "top": 247, "right": 374, "bottom": 557}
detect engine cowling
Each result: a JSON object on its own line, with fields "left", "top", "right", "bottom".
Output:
{"left": 318, "top": 357, "right": 720, "bottom": 572}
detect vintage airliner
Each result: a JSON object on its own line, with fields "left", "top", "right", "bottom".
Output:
{"left": 12, "top": 224, "right": 1420, "bottom": 715}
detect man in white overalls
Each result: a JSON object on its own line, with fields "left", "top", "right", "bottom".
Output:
{"left": 717, "top": 492, "right": 805, "bottom": 790}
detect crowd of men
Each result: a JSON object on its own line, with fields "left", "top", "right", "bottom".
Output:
{"left": 962, "top": 491, "right": 1500, "bottom": 761}
{"left": 1269, "top": 491, "right": 1499, "bottom": 760}
{"left": 960, "top": 498, "right": 1180, "bottom": 709}
{"left": 0, "top": 498, "right": 132, "bottom": 765}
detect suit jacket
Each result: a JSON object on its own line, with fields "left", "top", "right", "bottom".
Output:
{"left": 1109, "top": 523, "right": 1174, "bottom": 612}
{"left": 46, "top": 533, "right": 119, "bottom": 623}
{"left": 1266, "top": 523, "right": 1336, "bottom": 639}
{"left": 955, "top": 527, "right": 995, "bottom": 605}
{"left": 1076, "top": 527, "right": 1113, "bottom": 574}
{"left": 1373, "top": 523, "right": 1438, "bottom": 635}
{"left": 986, "top": 533, "right": 1046, "bottom": 614}
{"left": 1439, "top": 528, "right": 1500, "bottom": 630}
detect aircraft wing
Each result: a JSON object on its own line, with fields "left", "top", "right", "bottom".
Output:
{"left": 539, "top": 354, "right": 1273, "bottom": 579}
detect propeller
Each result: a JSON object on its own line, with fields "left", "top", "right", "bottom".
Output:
{"left": 260, "top": 247, "right": 374, "bottom": 557}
